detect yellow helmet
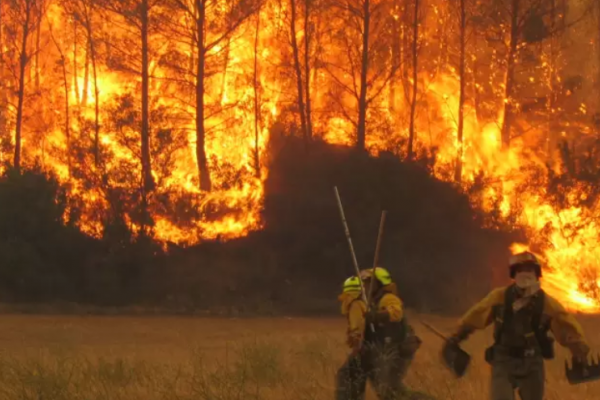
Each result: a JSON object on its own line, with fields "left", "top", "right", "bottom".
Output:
{"left": 509, "top": 251, "right": 542, "bottom": 278}
{"left": 342, "top": 276, "right": 362, "bottom": 293}
{"left": 359, "top": 267, "right": 392, "bottom": 286}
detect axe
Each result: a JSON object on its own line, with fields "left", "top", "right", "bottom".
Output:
{"left": 565, "top": 355, "right": 600, "bottom": 385}
{"left": 421, "top": 321, "right": 471, "bottom": 378}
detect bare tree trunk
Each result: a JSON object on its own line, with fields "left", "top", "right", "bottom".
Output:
{"left": 455, "top": 0, "right": 466, "bottom": 182}
{"left": 407, "top": 0, "right": 419, "bottom": 160}
{"left": 389, "top": 0, "right": 400, "bottom": 114}
{"left": 77, "top": 3, "right": 101, "bottom": 166}
{"left": 356, "top": 0, "right": 370, "bottom": 151}
{"left": 501, "top": 0, "right": 520, "bottom": 149}
{"left": 15, "top": 2, "right": 33, "bottom": 172}
{"left": 60, "top": 55, "right": 71, "bottom": 177}
{"left": 49, "top": 25, "right": 72, "bottom": 177}
{"left": 195, "top": 0, "right": 211, "bottom": 192}
{"left": 89, "top": 32, "right": 100, "bottom": 167}
{"left": 141, "top": 0, "right": 153, "bottom": 189}
{"left": 253, "top": 13, "right": 260, "bottom": 177}
{"left": 290, "top": 0, "right": 308, "bottom": 150}
{"left": 73, "top": 22, "right": 80, "bottom": 106}
{"left": 140, "top": 0, "right": 153, "bottom": 233}
{"left": 82, "top": 41, "right": 90, "bottom": 107}
{"left": 0, "top": 0, "right": 6, "bottom": 142}
{"left": 35, "top": 16, "right": 40, "bottom": 91}
{"left": 472, "top": 33, "right": 483, "bottom": 125}
{"left": 303, "top": 0, "right": 313, "bottom": 141}
{"left": 597, "top": 1, "right": 600, "bottom": 115}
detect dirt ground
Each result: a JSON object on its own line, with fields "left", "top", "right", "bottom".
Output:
{"left": 0, "top": 312, "right": 598, "bottom": 399}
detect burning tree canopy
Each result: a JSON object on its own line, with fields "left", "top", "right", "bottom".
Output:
{"left": 0, "top": 0, "right": 599, "bottom": 311}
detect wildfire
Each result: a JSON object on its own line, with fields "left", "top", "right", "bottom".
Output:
{"left": 1, "top": 0, "right": 599, "bottom": 312}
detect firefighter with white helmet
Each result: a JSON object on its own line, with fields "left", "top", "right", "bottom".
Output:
{"left": 446, "top": 251, "right": 592, "bottom": 400}
{"left": 335, "top": 268, "right": 434, "bottom": 400}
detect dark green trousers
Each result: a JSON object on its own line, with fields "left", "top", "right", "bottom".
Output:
{"left": 490, "top": 353, "right": 545, "bottom": 400}
{"left": 335, "top": 339, "right": 435, "bottom": 400}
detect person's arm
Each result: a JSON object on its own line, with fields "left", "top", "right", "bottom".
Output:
{"left": 449, "top": 287, "right": 506, "bottom": 343}
{"left": 546, "top": 296, "right": 590, "bottom": 361}
{"left": 347, "top": 300, "right": 367, "bottom": 349}
{"left": 370, "top": 293, "right": 403, "bottom": 323}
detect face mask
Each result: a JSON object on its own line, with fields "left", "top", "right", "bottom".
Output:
{"left": 515, "top": 271, "right": 537, "bottom": 289}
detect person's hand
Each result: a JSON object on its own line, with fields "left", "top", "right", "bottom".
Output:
{"left": 347, "top": 332, "right": 362, "bottom": 351}
{"left": 365, "top": 308, "right": 389, "bottom": 324}
{"left": 571, "top": 343, "right": 590, "bottom": 364}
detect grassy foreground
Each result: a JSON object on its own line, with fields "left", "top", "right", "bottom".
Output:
{"left": 0, "top": 314, "right": 598, "bottom": 400}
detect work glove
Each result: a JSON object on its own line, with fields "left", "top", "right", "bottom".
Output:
{"left": 366, "top": 308, "right": 390, "bottom": 324}
{"left": 571, "top": 342, "right": 590, "bottom": 364}
{"left": 448, "top": 325, "right": 473, "bottom": 346}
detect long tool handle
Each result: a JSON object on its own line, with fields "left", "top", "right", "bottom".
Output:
{"left": 368, "top": 210, "right": 387, "bottom": 305}
{"left": 334, "top": 186, "right": 374, "bottom": 332}
{"left": 420, "top": 321, "right": 449, "bottom": 342}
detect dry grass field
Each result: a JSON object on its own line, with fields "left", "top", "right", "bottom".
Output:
{"left": 0, "top": 312, "right": 598, "bottom": 400}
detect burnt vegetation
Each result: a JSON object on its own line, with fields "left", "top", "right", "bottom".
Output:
{"left": 0, "top": 0, "right": 599, "bottom": 312}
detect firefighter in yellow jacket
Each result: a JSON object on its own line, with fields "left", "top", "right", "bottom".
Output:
{"left": 446, "top": 251, "right": 590, "bottom": 400}
{"left": 335, "top": 268, "right": 433, "bottom": 400}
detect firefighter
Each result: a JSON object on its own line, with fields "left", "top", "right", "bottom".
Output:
{"left": 335, "top": 275, "right": 368, "bottom": 400}
{"left": 446, "top": 251, "right": 591, "bottom": 400}
{"left": 335, "top": 269, "right": 434, "bottom": 400}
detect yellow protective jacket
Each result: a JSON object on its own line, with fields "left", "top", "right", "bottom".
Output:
{"left": 373, "top": 283, "right": 404, "bottom": 322}
{"left": 455, "top": 286, "right": 589, "bottom": 357}
{"left": 338, "top": 291, "right": 367, "bottom": 348}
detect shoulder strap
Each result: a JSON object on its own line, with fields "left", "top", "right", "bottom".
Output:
{"left": 494, "top": 285, "right": 515, "bottom": 344}
{"left": 531, "top": 289, "right": 546, "bottom": 334}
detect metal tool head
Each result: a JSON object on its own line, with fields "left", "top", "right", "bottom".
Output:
{"left": 565, "top": 355, "right": 600, "bottom": 385}
{"left": 442, "top": 342, "right": 471, "bottom": 378}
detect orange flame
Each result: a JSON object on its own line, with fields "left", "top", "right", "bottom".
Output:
{"left": 1, "top": 1, "right": 598, "bottom": 312}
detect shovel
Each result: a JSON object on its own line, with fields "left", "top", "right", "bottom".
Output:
{"left": 566, "top": 355, "right": 600, "bottom": 385}
{"left": 421, "top": 321, "right": 471, "bottom": 378}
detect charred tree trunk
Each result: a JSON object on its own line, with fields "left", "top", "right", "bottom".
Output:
{"left": 253, "top": 13, "right": 260, "bottom": 177}
{"left": 141, "top": 0, "right": 153, "bottom": 192}
{"left": 15, "top": 2, "right": 33, "bottom": 172}
{"left": 49, "top": 26, "right": 72, "bottom": 177}
{"left": 356, "top": 0, "right": 370, "bottom": 151}
{"left": 290, "top": 0, "right": 309, "bottom": 150}
{"left": 303, "top": 0, "right": 313, "bottom": 141}
{"left": 90, "top": 34, "right": 100, "bottom": 167}
{"left": 140, "top": 0, "right": 154, "bottom": 233}
{"left": 472, "top": 33, "right": 483, "bottom": 125}
{"left": 195, "top": 0, "right": 211, "bottom": 192}
{"left": 60, "top": 54, "right": 71, "bottom": 177}
{"left": 455, "top": 0, "right": 466, "bottom": 182}
{"left": 407, "top": 0, "right": 419, "bottom": 160}
{"left": 35, "top": 16, "right": 40, "bottom": 91}
{"left": 73, "top": 22, "right": 80, "bottom": 106}
{"left": 501, "top": 0, "right": 520, "bottom": 149}
{"left": 79, "top": 3, "right": 101, "bottom": 167}
{"left": 389, "top": 0, "right": 400, "bottom": 114}
{"left": 597, "top": 1, "right": 600, "bottom": 116}
{"left": 82, "top": 42, "right": 90, "bottom": 107}
{"left": 0, "top": 1, "right": 6, "bottom": 142}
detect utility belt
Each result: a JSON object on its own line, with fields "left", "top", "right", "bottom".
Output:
{"left": 485, "top": 338, "right": 554, "bottom": 364}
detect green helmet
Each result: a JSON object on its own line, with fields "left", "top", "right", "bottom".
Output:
{"left": 359, "top": 267, "right": 392, "bottom": 286}
{"left": 343, "top": 276, "right": 362, "bottom": 293}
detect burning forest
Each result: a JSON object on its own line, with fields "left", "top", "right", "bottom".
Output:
{"left": 1, "top": 0, "right": 600, "bottom": 312}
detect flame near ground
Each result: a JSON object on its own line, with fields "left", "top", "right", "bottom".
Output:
{"left": 1, "top": 1, "right": 599, "bottom": 312}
